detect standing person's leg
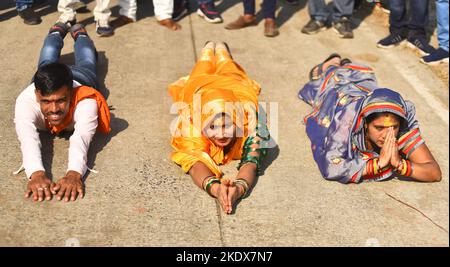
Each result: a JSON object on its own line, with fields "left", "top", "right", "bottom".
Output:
{"left": 388, "top": 0, "right": 408, "bottom": 37}
{"left": 94, "top": 0, "right": 114, "bottom": 37}
{"left": 38, "top": 31, "right": 65, "bottom": 68}
{"left": 406, "top": 0, "right": 434, "bottom": 56}
{"left": 263, "top": 0, "right": 279, "bottom": 37}
{"left": 224, "top": 0, "right": 257, "bottom": 30}
{"left": 154, "top": 0, "right": 181, "bottom": 30}
{"left": 331, "top": 0, "right": 354, "bottom": 38}
{"left": 16, "top": 0, "right": 42, "bottom": 25}
{"left": 57, "top": 0, "right": 76, "bottom": 24}
{"left": 301, "top": 0, "right": 328, "bottom": 34}
{"left": 308, "top": 0, "right": 329, "bottom": 22}
{"left": 331, "top": 0, "right": 354, "bottom": 22}
{"left": 437, "top": 0, "right": 449, "bottom": 52}
{"left": 408, "top": 0, "right": 429, "bottom": 38}
{"left": 197, "top": 0, "right": 223, "bottom": 23}
{"left": 421, "top": 0, "right": 449, "bottom": 64}
{"left": 71, "top": 25, "right": 98, "bottom": 88}
{"left": 111, "top": 0, "right": 136, "bottom": 29}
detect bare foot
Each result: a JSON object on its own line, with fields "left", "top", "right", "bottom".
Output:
{"left": 312, "top": 56, "right": 341, "bottom": 78}
{"left": 215, "top": 42, "right": 232, "bottom": 58}
{"left": 157, "top": 19, "right": 181, "bottom": 31}
{"left": 203, "top": 41, "right": 215, "bottom": 50}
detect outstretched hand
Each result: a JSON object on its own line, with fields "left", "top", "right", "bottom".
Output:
{"left": 26, "top": 171, "right": 55, "bottom": 202}
{"left": 51, "top": 171, "right": 84, "bottom": 202}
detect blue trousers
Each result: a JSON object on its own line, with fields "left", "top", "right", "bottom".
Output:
{"left": 308, "top": 0, "right": 354, "bottom": 22}
{"left": 15, "top": 0, "right": 34, "bottom": 11}
{"left": 38, "top": 32, "right": 98, "bottom": 88}
{"left": 388, "top": 0, "right": 429, "bottom": 38}
{"left": 243, "top": 0, "right": 277, "bottom": 19}
{"left": 437, "top": 0, "right": 449, "bottom": 51}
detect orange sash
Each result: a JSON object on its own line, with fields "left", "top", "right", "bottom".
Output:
{"left": 45, "top": 85, "right": 111, "bottom": 135}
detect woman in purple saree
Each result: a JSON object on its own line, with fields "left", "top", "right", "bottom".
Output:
{"left": 299, "top": 55, "right": 442, "bottom": 184}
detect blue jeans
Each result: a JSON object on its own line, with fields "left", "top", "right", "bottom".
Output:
{"left": 437, "top": 0, "right": 449, "bottom": 51}
{"left": 15, "top": 0, "right": 33, "bottom": 11}
{"left": 308, "top": 0, "right": 354, "bottom": 22}
{"left": 244, "top": 0, "right": 276, "bottom": 19}
{"left": 389, "top": 0, "right": 429, "bottom": 38}
{"left": 37, "top": 32, "right": 98, "bottom": 89}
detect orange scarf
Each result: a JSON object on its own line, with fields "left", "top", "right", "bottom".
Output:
{"left": 45, "top": 85, "right": 111, "bottom": 135}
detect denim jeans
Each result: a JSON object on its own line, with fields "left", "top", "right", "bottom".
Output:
{"left": 15, "top": 0, "right": 33, "bottom": 11}
{"left": 244, "top": 0, "right": 276, "bottom": 19}
{"left": 437, "top": 0, "right": 449, "bottom": 51}
{"left": 308, "top": 0, "right": 354, "bottom": 22}
{"left": 37, "top": 32, "right": 98, "bottom": 88}
{"left": 388, "top": 0, "right": 429, "bottom": 38}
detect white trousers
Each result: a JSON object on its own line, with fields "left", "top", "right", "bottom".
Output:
{"left": 58, "top": 0, "right": 111, "bottom": 23}
{"left": 118, "top": 0, "right": 173, "bottom": 21}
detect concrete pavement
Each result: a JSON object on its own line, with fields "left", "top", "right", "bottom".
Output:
{"left": 0, "top": 0, "right": 448, "bottom": 246}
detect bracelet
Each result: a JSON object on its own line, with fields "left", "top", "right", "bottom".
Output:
{"left": 202, "top": 175, "right": 216, "bottom": 191}
{"left": 204, "top": 177, "right": 221, "bottom": 198}
{"left": 397, "top": 159, "right": 412, "bottom": 176}
{"left": 233, "top": 178, "right": 249, "bottom": 199}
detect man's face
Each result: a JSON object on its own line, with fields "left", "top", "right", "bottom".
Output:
{"left": 366, "top": 113, "right": 400, "bottom": 149}
{"left": 204, "top": 114, "right": 237, "bottom": 148}
{"left": 35, "top": 86, "right": 71, "bottom": 126}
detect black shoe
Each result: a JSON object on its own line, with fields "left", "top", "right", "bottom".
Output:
{"left": 197, "top": 2, "right": 223, "bottom": 23}
{"left": 18, "top": 7, "right": 42, "bottom": 25}
{"left": 407, "top": 36, "right": 436, "bottom": 56}
{"left": 301, "top": 19, "right": 326, "bottom": 34}
{"left": 377, "top": 33, "right": 405, "bottom": 48}
{"left": 70, "top": 23, "right": 89, "bottom": 41}
{"left": 333, "top": 17, "right": 353, "bottom": 38}
{"left": 49, "top": 22, "right": 71, "bottom": 38}
{"left": 96, "top": 20, "right": 114, "bottom": 37}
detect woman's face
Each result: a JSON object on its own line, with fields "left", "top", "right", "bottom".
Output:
{"left": 365, "top": 113, "right": 401, "bottom": 149}
{"left": 204, "top": 114, "right": 237, "bottom": 148}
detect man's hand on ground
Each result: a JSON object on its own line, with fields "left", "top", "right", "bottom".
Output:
{"left": 26, "top": 171, "right": 54, "bottom": 201}
{"left": 52, "top": 171, "right": 84, "bottom": 202}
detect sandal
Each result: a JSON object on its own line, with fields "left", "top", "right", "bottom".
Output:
{"left": 309, "top": 53, "right": 341, "bottom": 81}
{"left": 340, "top": 58, "right": 352, "bottom": 66}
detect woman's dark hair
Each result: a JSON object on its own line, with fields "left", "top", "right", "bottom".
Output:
{"left": 33, "top": 62, "right": 73, "bottom": 96}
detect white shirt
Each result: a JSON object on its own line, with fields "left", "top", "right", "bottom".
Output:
{"left": 14, "top": 81, "right": 98, "bottom": 178}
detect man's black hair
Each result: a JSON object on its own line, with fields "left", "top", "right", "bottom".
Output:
{"left": 33, "top": 62, "right": 73, "bottom": 96}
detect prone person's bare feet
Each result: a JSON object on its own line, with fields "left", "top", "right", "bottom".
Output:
{"left": 203, "top": 41, "right": 215, "bottom": 50}
{"left": 157, "top": 19, "right": 181, "bottom": 31}
{"left": 215, "top": 41, "right": 232, "bottom": 57}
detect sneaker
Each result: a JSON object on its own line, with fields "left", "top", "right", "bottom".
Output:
{"left": 421, "top": 48, "right": 449, "bottom": 66}
{"left": 70, "top": 23, "right": 88, "bottom": 41}
{"left": 407, "top": 36, "right": 436, "bottom": 56}
{"left": 377, "top": 34, "right": 405, "bottom": 48}
{"left": 49, "top": 22, "right": 71, "bottom": 38}
{"left": 332, "top": 17, "right": 353, "bottom": 38}
{"left": 301, "top": 19, "right": 326, "bottom": 35}
{"left": 18, "top": 7, "right": 42, "bottom": 25}
{"left": 173, "top": 0, "right": 189, "bottom": 21}
{"left": 197, "top": 2, "right": 223, "bottom": 23}
{"left": 96, "top": 20, "right": 114, "bottom": 37}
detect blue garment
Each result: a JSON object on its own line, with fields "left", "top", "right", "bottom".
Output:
{"left": 308, "top": 0, "right": 354, "bottom": 22}
{"left": 15, "top": 0, "right": 34, "bottom": 11}
{"left": 388, "top": 0, "right": 429, "bottom": 38}
{"left": 298, "top": 63, "right": 424, "bottom": 184}
{"left": 37, "top": 32, "right": 98, "bottom": 88}
{"left": 437, "top": 0, "right": 449, "bottom": 52}
{"left": 244, "top": 0, "right": 277, "bottom": 19}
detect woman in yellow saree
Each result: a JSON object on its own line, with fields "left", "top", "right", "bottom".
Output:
{"left": 169, "top": 41, "right": 269, "bottom": 214}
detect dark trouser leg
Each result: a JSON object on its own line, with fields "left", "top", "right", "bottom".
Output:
{"left": 388, "top": 0, "right": 408, "bottom": 37}
{"left": 308, "top": 0, "right": 329, "bottom": 22}
{"left": 71, "top": 35, "right": 98, "bottom": 88}
{"left": 263, "top": 0, "right": 277, "bottom": 19}
{"left": 37, "top": 32, "right": 64, "bottom": 68}
{"left": 15, "top": 0, "right": 34, "bottom": 11}
{"left": 243, "top": 0, "right": 256, "bottom": 15}
{"left": 332, "top": 0, "right": 354, "bottom": 22}
{"left": 407, "top": 0, "right": 429, "bottom": 38}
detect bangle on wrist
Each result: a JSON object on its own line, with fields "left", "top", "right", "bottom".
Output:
{"left": 233, "top": 178, "right": 249, "bottom": 199}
